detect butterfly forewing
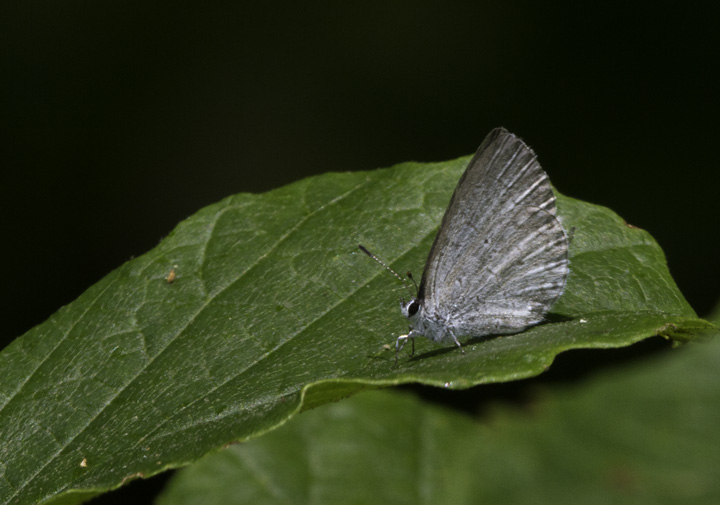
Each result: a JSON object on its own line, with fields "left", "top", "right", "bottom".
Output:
{"left": 420, "top": 128, "right": 569, "bottom": 337}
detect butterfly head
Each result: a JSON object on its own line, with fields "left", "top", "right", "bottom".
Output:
{"left": 400, "top": 297, "right": 421, "bottom": 321}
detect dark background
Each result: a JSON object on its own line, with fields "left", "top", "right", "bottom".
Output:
{"left": 2, "top": 2, "right": 718, "bottom": 503}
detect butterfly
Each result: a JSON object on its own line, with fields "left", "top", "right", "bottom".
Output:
{"left": 361, "top": 127, "right": 569, "bottom": 363}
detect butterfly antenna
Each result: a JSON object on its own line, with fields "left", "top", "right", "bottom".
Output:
{"left": 406, "top": 271, "right": 419, "bottom": 297}
{"left": 358, "top": 244, "right": 416, "bottom": 299}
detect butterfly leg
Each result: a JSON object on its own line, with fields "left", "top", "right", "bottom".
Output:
{"left": 395, "top": 334, "right": 408, "bottom": 365}
{"left": 395, "top": 330, "right": 418, "bottom": 365}
{"left": 448, "top": 329, "right": 465, "bottom": 354}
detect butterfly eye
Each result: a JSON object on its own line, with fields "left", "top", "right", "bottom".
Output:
{"left": 407, "top": 300, "right": 420, "bottom": 316}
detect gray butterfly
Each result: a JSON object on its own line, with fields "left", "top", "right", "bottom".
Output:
{"left": 361, "top": 127, "right": 569, "bottom": 362}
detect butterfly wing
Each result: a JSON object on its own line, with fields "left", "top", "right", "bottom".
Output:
{"left": 419, "top": 127, "right": 569, "bottom": 337}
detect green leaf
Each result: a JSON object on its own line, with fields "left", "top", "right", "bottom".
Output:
{"left": 158, "top": 337, "right": 720, "bottom": 505}
{"left": 0, "top": 157, "right": 713, "bottom": 505}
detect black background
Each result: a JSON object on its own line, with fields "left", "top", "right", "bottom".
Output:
{"left": 2, "top": 2, "right": 719, "bottom": 503}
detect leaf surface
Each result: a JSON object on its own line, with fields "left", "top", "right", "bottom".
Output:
{"left": 0, "top": 157, "right": 712, "bottom": 504}
{"left": 159, "top": 337, "right": 720, "bottom": 505}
